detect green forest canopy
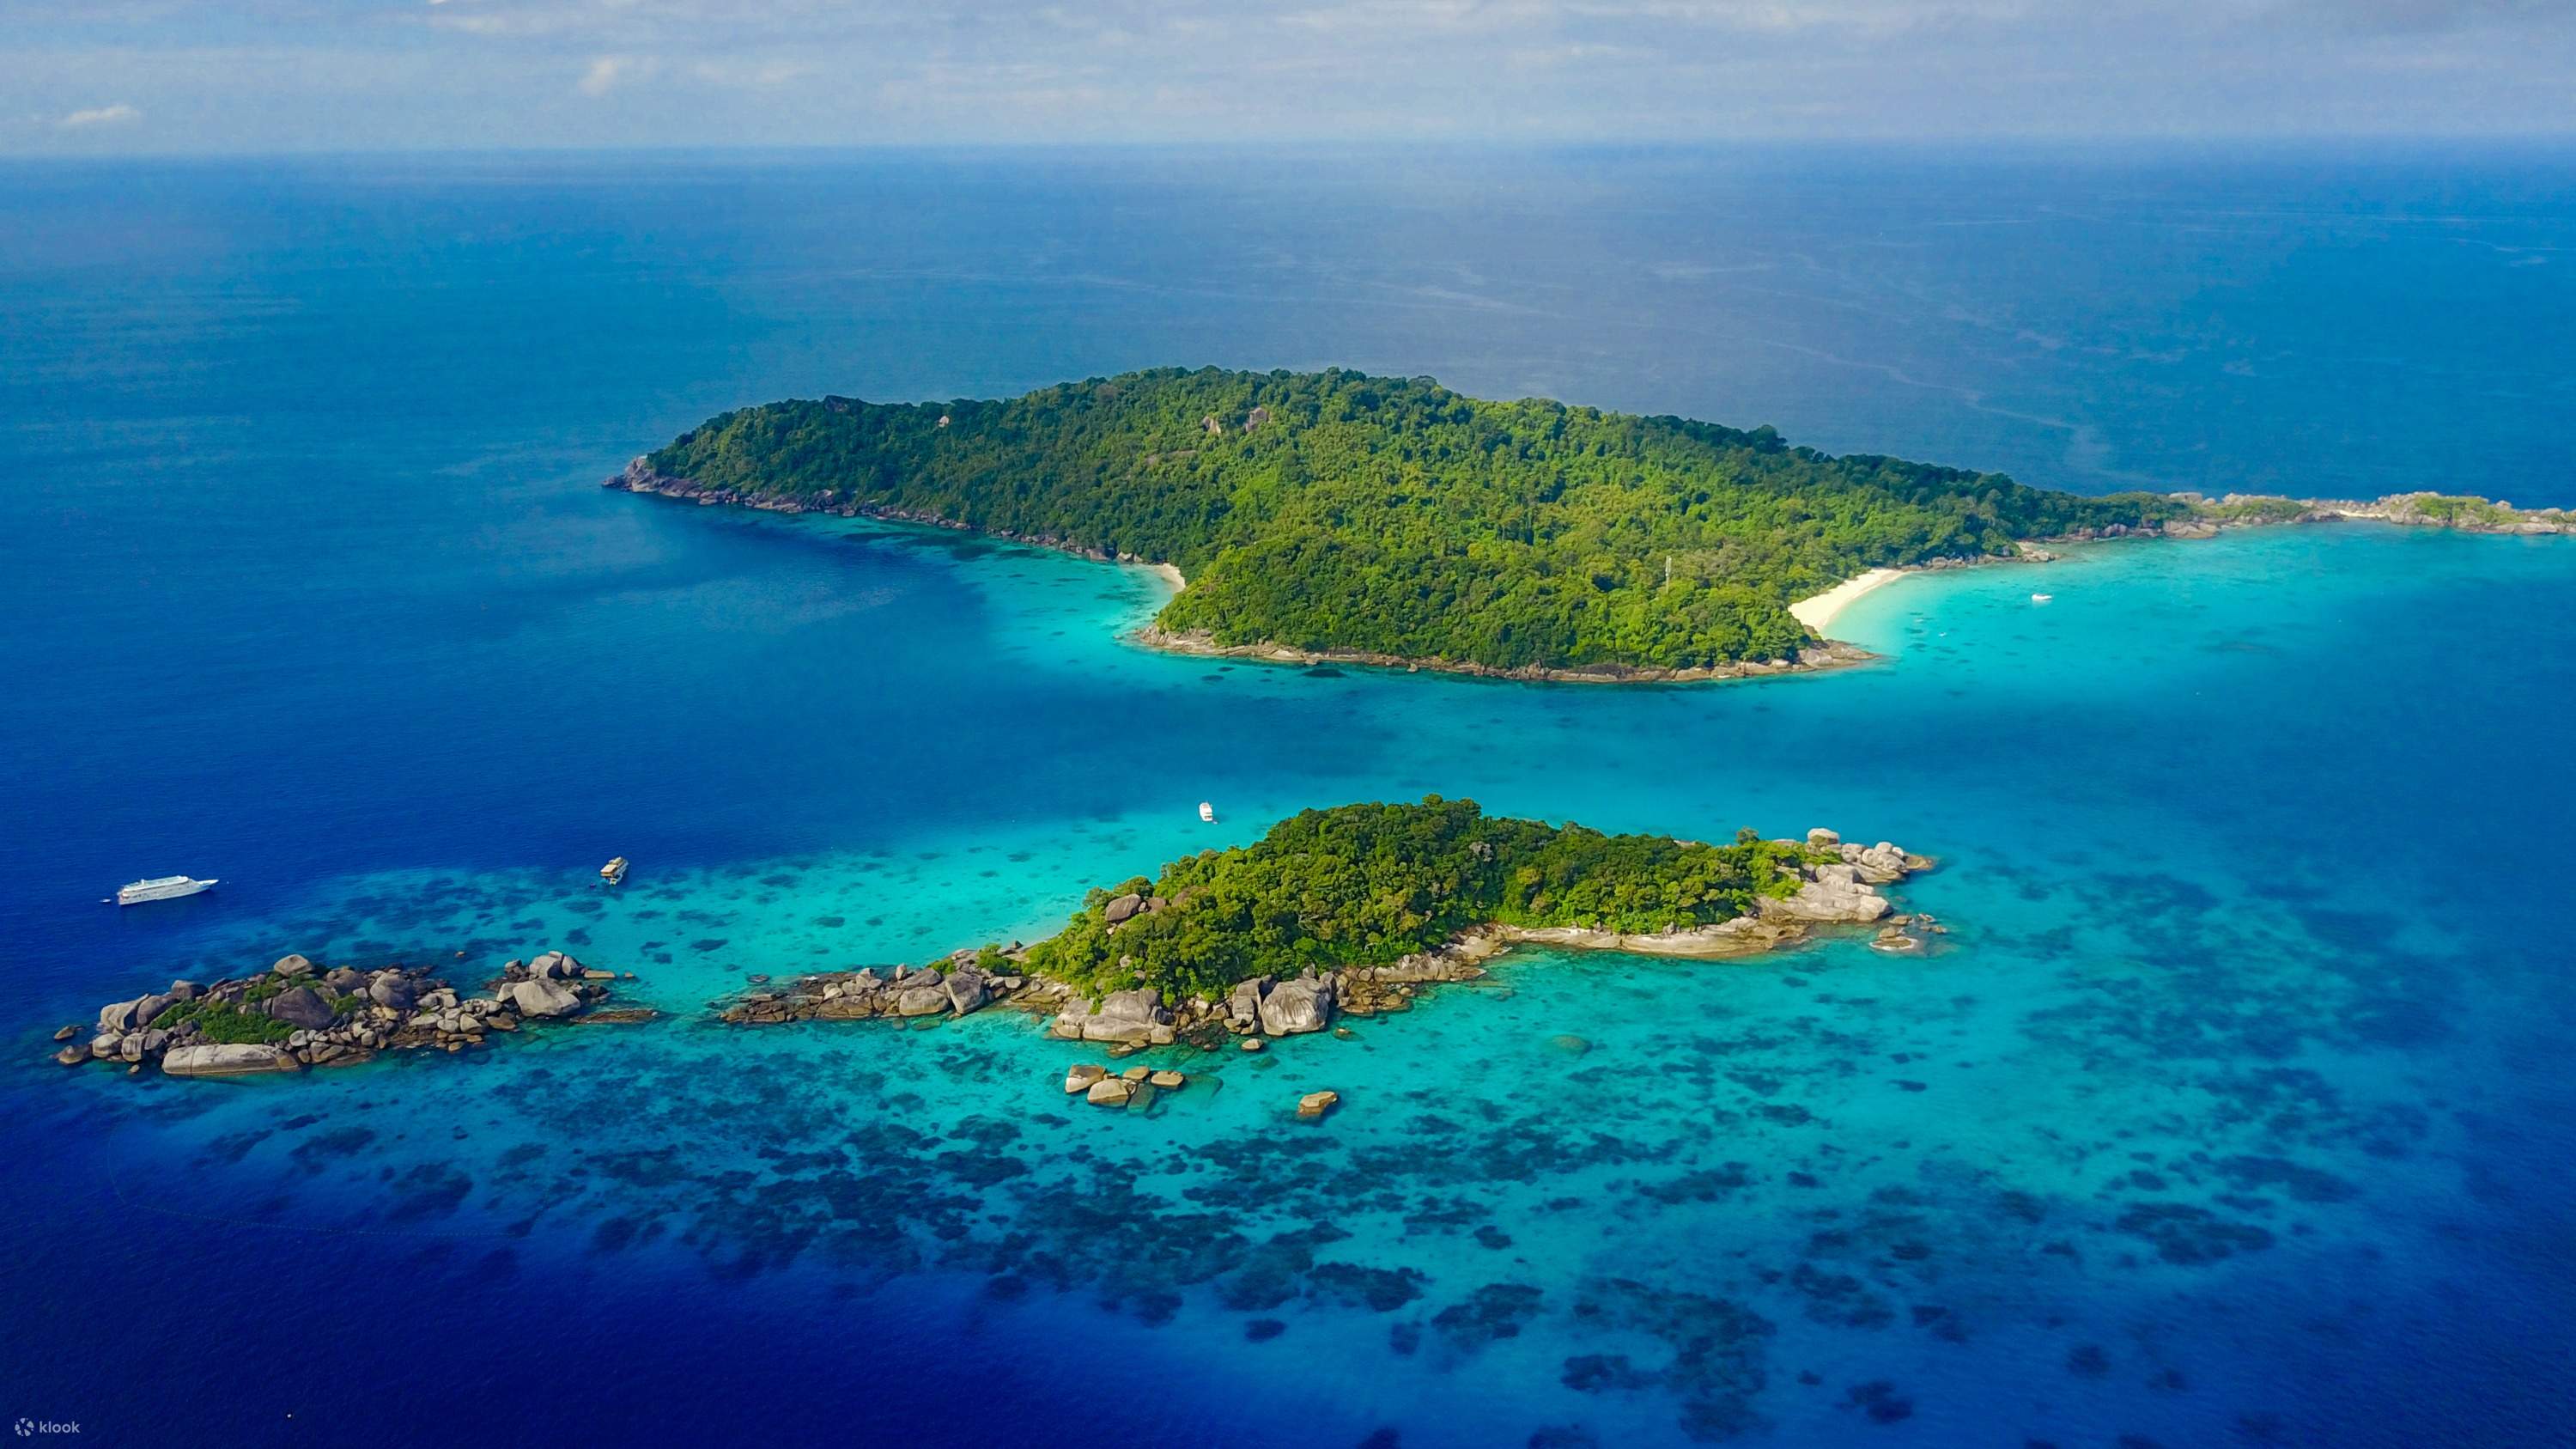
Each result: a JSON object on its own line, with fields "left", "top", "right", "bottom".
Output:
{"left": 647, "top": 367, "right": 2183, "bottom": 671}
{"left": 1021, "top": 796, "right": 1824, "bottom": 1001}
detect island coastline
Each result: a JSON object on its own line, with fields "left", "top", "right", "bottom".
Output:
{"left": 611, "top": 460, "right": 1883, "bottom": 685}
{"left": 1789, "top": 567, "right": 1907, "bottom": 633}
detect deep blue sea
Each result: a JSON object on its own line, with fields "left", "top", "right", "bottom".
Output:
{"left": 4, "top": 147, "right": 2574, "bottom": 1447}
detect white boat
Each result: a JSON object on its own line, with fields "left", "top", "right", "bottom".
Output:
{"left": 2030, "top": 593, "right": 2053, "bottom": 604}
{"left": 116, "top": 875, "right": 216, "bottom": 907}
{"left": 1198, "top": 801, "right": 1216, "bottom": 823}
{"left": 601, "top": 856, "right": 629, "bottom": 885}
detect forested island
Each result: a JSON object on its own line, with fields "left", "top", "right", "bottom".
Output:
{"left": 611, "top": 368, "right": 2572, "bottom": 678}
{"left": 1027, "top": 796, "right": 1856, "bottom": 996}
{"left": 723, "top": 798, "right": 1931, "bottom": 1048}
{"left": 613, "top": 367, "right": 2188, "bottom": 677}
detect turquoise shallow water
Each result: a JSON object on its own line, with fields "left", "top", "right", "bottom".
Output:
{"left": 15, "top": 517, "right": 2576, "bottom": 1446}
{"left": 5, "top": 150, "right": 2576, "bottom": 1446}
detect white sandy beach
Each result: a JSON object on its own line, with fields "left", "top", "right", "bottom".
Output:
{"left": 1789, "top": 568, "right": 1906, "bottom": 634}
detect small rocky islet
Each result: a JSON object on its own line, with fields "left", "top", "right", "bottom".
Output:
{"left": 1060, "top": 1061, "right": 1194, "bottom": 1112}
{"left": 55, "top": 950, "right": 646, "bottom": 1078}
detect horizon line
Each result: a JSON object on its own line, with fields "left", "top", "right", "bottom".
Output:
{"left": 10, "top": 132, "right": 2576, "bottom": 165}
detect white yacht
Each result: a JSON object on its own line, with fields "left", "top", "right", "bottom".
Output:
{"left": 116, "top": 875, "right": 217, "bottom": 907}
{"left": 1198, "top": 801, "right": 1216, "bottom": 823}
{"left": 2030, "top": 593, "right": 2054, "bottom": 604}
{"left": 600, "top": 856, "right": 629, "bottom": 885}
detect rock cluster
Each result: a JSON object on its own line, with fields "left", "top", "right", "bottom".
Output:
{"left": 1243, "top": 971, "right": 1334, "bottom": 1036}
{"left": 1050, "top": 985, "right": 1176, "bottom": 1044}
{"left": 1046, "top": 956, "right": 1491, "bottom": 1050}
{"left": 1870, "top": 912, "right": 1947, "bottom": 954}
{"left": 1759, "top": 839, "right": 1923, "bottom": 923}
{"left": 56, "top": 949, "right": 628, "bottom": 1078}
{"left": 720, "top": 947, "right": 1051, "bottom": 1026}
{"left": 2187, "top": 490, "right": 2576, "bottom": 536}
{"left": 1062, "top": 1061, "right": 1189, "bottom": 1111}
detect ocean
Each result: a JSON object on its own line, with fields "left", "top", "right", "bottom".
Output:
{"left": 3, "top": 146, "right": 2573, "bottom": 1447}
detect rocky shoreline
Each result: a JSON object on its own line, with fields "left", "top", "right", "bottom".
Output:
{"left": 54, "top": 950, "right": 647, "bottom": 1078}
{"left": 1132, "top": 624, "right": 1879, "bottom": 685}
{"left": 720, "top": 829, "right": 1936, "bottom": 1063}
{"left": 719, "top": 947, "right": 1065, "bottom": 1028}
{"left": 2188, "top": 490, "right": 2576, "bottom": 536}
{"left": 2023, "top": 489, "right": 2574, "bottom": 541}
{"left": 606, "top": 458, "right": 1168, "bottom": 569}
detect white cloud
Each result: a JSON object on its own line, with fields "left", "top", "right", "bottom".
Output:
{"left": 57, "top": 102, "right": 140, "bottom": 129}
{"left": 690, "top": 58, "right": 819, "bottom": 88}
{"left": 577, "top": 54, "right": 656, "bottom": 96}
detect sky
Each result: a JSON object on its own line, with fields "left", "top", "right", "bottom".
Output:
{"left": 6, "top": 0, "right": 2575, "bottom": 154}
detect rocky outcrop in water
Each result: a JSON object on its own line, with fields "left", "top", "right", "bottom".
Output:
{"left": 1761, "top": 838, "right": 1929, "bottom": 922}
{"left": 2163, "top": 490, "right": 2576, "bottom": 536}
{"left": 162, "top": 1043, "right": 301, "bottom": 1078}
{"left": 56, "top": 950, "right": 640, "bottom": 1078}
{"left": 1254, "top": 971, "right": 1336, "bottom": 1036}
{"left": 2349, "top": 492, "right": 2575, "bottom": 533}
{"left": 719, "top": 947, "right": 1048, "bottom": 1026}
{"left": 1061, "top": 1061, "right": 1190, "bottom": 1113}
